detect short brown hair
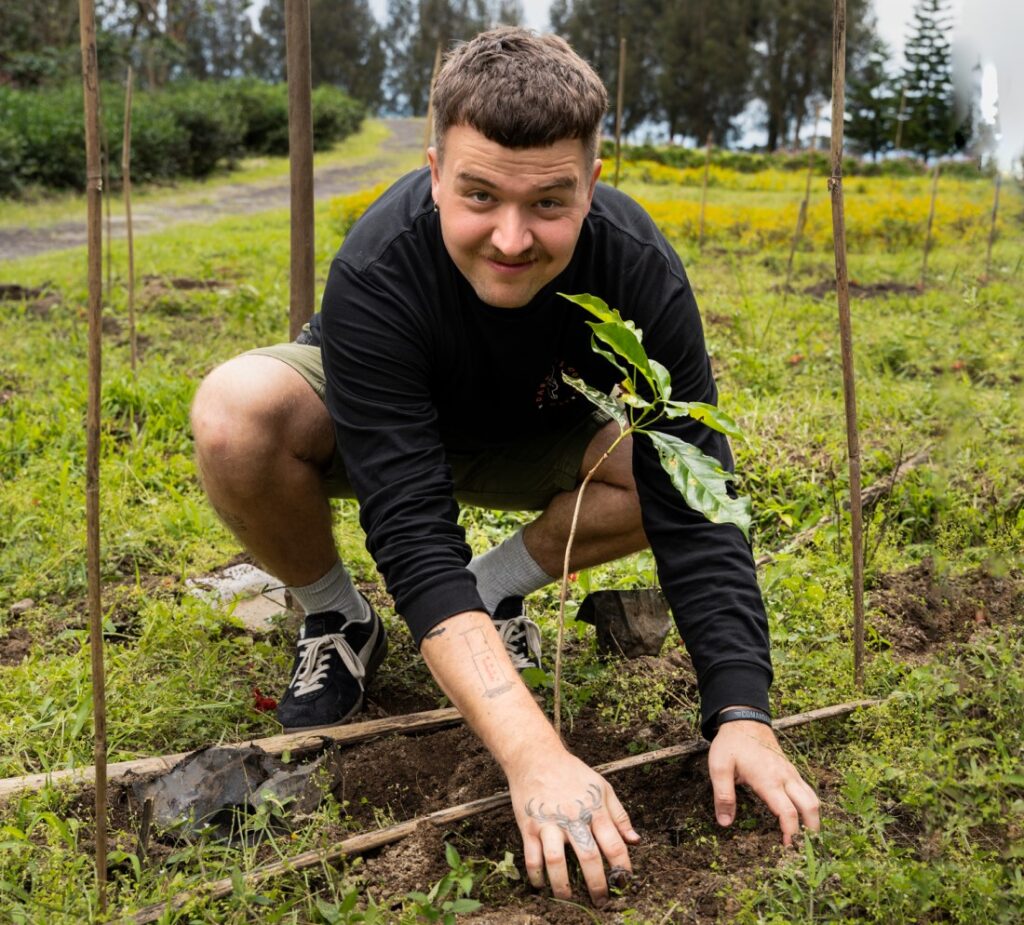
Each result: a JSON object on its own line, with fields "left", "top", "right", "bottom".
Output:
{"left": 432, "top": 27, "right": 608, "bottom": 162}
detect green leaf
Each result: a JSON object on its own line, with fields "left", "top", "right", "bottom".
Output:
{"left": 558, "top": 292, "right": 632, "bottom": 329}
{"left": 444, "top": 841, "right": 460, "bottom": 870}
{"left": 649, "top": 358, "right": 673, "bottom": 399}
{"left": 589, "top": 337, "right": 630, "bottom": 380}
{"left": 644, "top": 429, "right": 752, "bottom": 539}
{"left": 662, "top": 400, "right": 744, "bottom": 438}
{"left": 563, "top": 375, "right": 628, "bottom": 428}
{"left": 446, "top": 899, "right": 482, "bottom": 914}
{"left": 589, "top": 321, "right": 655, "bottom": 388}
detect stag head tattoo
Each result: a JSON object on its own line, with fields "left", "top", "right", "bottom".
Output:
{"left": 526, "top": 784, "right": 603, "bottom": 850}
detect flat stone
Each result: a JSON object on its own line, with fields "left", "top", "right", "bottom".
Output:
{"left": 9, "top": 598, "right": 35, "bottom": 618}
{"left": 576, "top": 588, "right": 672, "bottom": 658}
{"left": 186, "top": 564, "right": 291, "bottom": 634}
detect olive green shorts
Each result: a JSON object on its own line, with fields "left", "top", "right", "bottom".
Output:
{"left": 245, "top": 342, "right": 610, "bottom": 511}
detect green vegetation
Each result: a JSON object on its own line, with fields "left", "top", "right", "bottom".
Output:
{"left": 0, "top": 139, "right": 1021, "bottom": 921}
{"left": 0, "top": 77, "right": 364, "bottom": 197}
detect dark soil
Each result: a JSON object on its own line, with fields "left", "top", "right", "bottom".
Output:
{"left": 0, "top": 626, "right": 32, "bottom": 666}
{"left": 870, "top": 558, "right": 1024, "bottom": 662}
{"left": 802, "top": 279, "right": 921, "bottom": 300}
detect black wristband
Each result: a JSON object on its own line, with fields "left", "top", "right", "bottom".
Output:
{"left": 716, "top": 708, "right": 772, "bottom": 732}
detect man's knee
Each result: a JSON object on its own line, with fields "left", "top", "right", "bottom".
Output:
{"left": 581, "top": 421, "right": 638, "bottom": 494}
{"left": 191, "top": 356, "right": 332, "bottom": 481}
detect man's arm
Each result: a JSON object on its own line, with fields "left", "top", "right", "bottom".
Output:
{"left": 420, "top": 610, "right": 640, "bottom": 907}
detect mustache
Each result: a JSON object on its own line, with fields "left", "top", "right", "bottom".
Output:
{"left": 482, "top": 250, "right": 537, "bottom": 265}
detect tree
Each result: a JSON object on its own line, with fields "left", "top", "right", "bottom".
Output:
{"left": 846, "top": 34, "right": 897, "bottom": 159}
{"left": 654, "top": 0, "right": 755, "bottom": 144}
{"left": 900, "top": 0, "right": 964, "bottom": 157}
{"left": 309, "top": 0, "right": 386, "bottom": 109}
{"left": 549, "top": 0, "right": 663, "bottom": 135}
{"left": 751, "top": 0, "right": 872, "bottom": 150}
{"left": 383, "top": 0, "right": 520, "bottom": 116}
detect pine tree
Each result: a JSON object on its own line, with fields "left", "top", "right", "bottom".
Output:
{"left": 846, "top": 35, "right": 897, "bottom": 160}
{"left": 900, "top": 0, "right": 963, "bottom": 157}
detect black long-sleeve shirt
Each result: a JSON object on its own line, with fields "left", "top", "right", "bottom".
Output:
{"left": 312, "top": 168, "right": 772, "bottom": 737}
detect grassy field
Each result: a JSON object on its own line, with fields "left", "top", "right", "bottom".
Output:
{"left": 0, "top": 137, "right": 1022, "bottom": 924}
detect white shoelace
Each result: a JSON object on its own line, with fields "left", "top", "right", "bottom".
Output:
{"left": 289, "top": 632, "right": 366, "bottom": 697}
{"left": 495, "top": 616, "right": 543, "bottom": 670}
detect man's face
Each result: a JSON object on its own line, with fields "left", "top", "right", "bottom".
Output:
{"left": 428, "top": 125, "right": 602, "bottom": 309}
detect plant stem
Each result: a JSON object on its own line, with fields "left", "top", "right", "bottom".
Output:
{"left": 122, "top": 66, "right": 136, "bottom": 373}
{"left": 920, "top": 162, "right": 940, "bottom": 289}
{"left": 613, "top": 33, "right": 626, "bottom": 188}
{"left": 553, "top": 426, "right": 631, "bottom": 735}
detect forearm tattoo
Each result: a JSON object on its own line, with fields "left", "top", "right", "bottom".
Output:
{"left": 462, "top": 627, "right": 513, "bottom": 698}
{"left": 424, "top": 626, "right": 447, "bottom": 639}
{"left": 526, "top": 784, "right": 603, "bottom": 850}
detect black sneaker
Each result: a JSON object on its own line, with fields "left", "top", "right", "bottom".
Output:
{"left": 276, "top": 600, "right": 388, "bottom": 731}
{"left": 492, "top": 596, "right": 543, "bottom": 672}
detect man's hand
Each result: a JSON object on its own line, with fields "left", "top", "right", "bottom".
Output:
{"left": 508, "top": 749, "right": 640, "bottom": 907}
{"left": 419, "top": 610, "right": 638, "bottom": 906}
{"left": 707, "top": 717, "right": 820, "bottom": 845}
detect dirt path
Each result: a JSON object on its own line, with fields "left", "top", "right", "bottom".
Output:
{"left": 0, "top": 118, "right": 423, "bottom": 263}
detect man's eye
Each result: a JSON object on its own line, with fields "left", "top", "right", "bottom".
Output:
{"left": 468, "top": 191, "right": 492, "bottom": 203}
{"left": 537, "top": 199, "right": 563, "bottom": 209}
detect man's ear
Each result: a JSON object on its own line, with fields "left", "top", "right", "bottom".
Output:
{"left": 427, "top": 146, "right": 442, "bottom": 203}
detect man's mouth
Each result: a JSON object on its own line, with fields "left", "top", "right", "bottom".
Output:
{"left": 485, "top": 255, "right": 536, "bottom": 272}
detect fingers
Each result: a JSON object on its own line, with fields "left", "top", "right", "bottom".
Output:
{"left": 605, "top": 787, "right": 642, "bottom": 845}
{"left": 759, "top": 782, "right": 802, "bottom": 846}
{"left": 708, "top": 752, "right": 738, "bottom": 827}
{"left": 539, "top": 826, "right": 572, "bottom": 900}
{"left": 786, "top": 775, "right": 821, "bottom": 833}
{"left": 523, "top": 834, "right": 545, "bottom": 890}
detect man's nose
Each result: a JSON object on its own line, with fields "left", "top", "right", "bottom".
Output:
{"left": 491, "top": 207, "right": 533, "bottom": 257}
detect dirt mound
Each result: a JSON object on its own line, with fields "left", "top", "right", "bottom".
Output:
{"left": 803, "top": 279, "right": 920, "bottom": 300}
{"left": 871, "top": 559, "right": 1024, "bottom": 661}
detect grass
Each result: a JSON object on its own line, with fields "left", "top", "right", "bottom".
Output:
{"left": 0, "top": 145, "right": 1022, "bottom": 922}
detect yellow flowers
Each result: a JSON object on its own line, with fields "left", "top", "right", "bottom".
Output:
{"left": 627, "top": 162, "right": 1003, "bottom": 252}
{"left": 327, "top": 182, "right": 389, "bottom": 240}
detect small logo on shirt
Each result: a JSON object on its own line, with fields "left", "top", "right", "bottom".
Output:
{"left": 535, "top": 360, "right": 582, "bottom": 410}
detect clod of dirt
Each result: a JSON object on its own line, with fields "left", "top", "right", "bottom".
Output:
{"left": 576, "top": 589, "right": 672, "bottom": 658}
{"left": 0, "top": 283, "right": 47, "bottom": 301}
{"left": 0, "top": 627, "right": 32, "bottom": 666}
{"left": 871, "top": 559, "right": 1024, "bottom": 662}
{"left": 131, "top": 744, "right": 334, "bottom": 838}
{"left": 8, "top": 598, "right": 34, "bottom": 619}
{"left": 802, "top": 279, "right": 921, "bottom": 300}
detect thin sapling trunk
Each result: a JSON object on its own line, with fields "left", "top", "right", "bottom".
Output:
{"left": 920, "top": 162, "right": 940, "bottom": 289}
{"left": 122, "top": 66, "right": 137, "bottom": 372}
{"left": 613, "top": 35, "right": 626, "bottom": 188}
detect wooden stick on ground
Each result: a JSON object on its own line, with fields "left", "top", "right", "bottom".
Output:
{"left": 0, "top": 707, "right": 462, "bottom": 801}
{"left": 755, "top": 446, "right": 931, "bottom": 568}
{"left": 77, "top": 0, "right": 108, "bottom": 909}
{"left": 129, "top": 699, "right": 881, "bottom": 924}
{"left": 828, "top": 0, "right": 866, "bottom": 691}
{"left": 122, "top": 66, "right": 137, "bottom": 372}
{"left": 613, "top": 34, "right": 626, "bottom": 188}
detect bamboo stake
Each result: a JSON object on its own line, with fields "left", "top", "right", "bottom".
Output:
{"left": 983, "top": 173, "right": 1001, "bottom": 282}
{"left": 613, "top": 35, "right": 626, "bottom": 188}
{"left": 0, "top": 707, "right": 461, "bottom": 801}
{"left": 122, "top": 66, "right": 137, "bottom": 373}
{"left": 423, "top": 42, "right": 442, "bottom": 163}
{"left": 785, "top": 103, "right": 821, "bottom": 290}
{"left": 828, "top": 0, "right": 865, "bottom": 691}
{"left": 698, "top": 130, "right": 712, "bottom": 250}
{"left": 285, "top": 0, "right": 315, "bottom": 341}
{"left": 130, "top": 699, "right": 880, "bottom": 924}
{"left": 102, "top": 111, "right": 112, "bottom": 299}
{"left": 78, "top": 0, "right": 108, "bottom": 909}
{"left": 919, "top": 162, "right": 940, "bottom": 289}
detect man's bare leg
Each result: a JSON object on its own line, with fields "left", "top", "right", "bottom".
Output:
{"left": 190, "top": 355, "right": 338, "bottom": 587}
{"left": 523, "top": 421, "right": 648, "bottom": 577}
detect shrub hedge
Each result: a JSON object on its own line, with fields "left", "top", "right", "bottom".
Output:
{"left": 0, "top": 78, "right": 365, "bottom": 196}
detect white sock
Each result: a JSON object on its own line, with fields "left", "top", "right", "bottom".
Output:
{"left": 289, "top": 560, "right": 370, "bottom": 622}
{"left": 468, "top": 527, "right": 554, "bottom": 614}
